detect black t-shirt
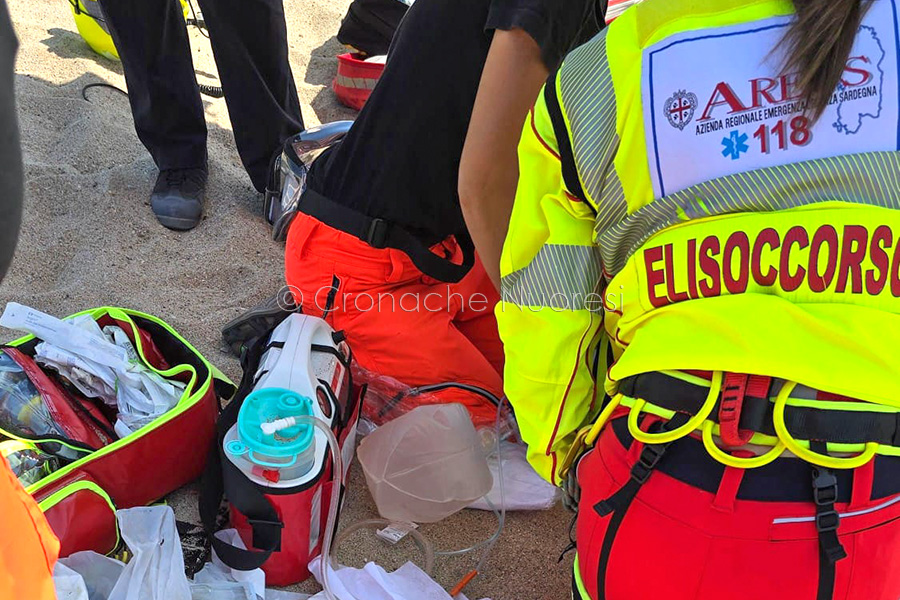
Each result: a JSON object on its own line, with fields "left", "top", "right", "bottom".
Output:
{"left": 308, "top": 0, "right": 605, "bottom": 245}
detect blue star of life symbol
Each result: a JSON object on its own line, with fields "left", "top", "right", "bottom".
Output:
{"left": 721, "top": 129, "right": 749, "bottom": 160}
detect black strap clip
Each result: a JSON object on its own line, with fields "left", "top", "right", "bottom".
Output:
{"left": 811, "top": 467, "right": 847, "bottom": 565}
{"left": 366, "top": 218, "right": 389, "bottom": 248}
{"left": 631, "top": 443, "right": 667, "bottom": 484}
{"left": 248, "top": 517, "right": 285, "bottom": 552}
{"left": 815, "top": 510, "right": 841, "bottom": 535}
{"left": 812, "top": 469, "right": 839, "bottom": 506}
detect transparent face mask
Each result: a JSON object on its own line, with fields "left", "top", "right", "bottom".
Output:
{"left": 264, "top": 120, "right": 355, "bottom": 242}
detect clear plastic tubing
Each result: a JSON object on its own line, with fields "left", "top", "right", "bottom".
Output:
{"left": 332, "top": 519, "right": 435, "bottom": 575}
{"left": 282, "top": 416, "right": 343, "bottom": 600}
{"left": 287, "top": 391, "right": 508, "bottom": 599}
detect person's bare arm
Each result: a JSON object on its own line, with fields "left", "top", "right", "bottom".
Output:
{"left": 458, "top": 28, "right": 549, "bottom": 290}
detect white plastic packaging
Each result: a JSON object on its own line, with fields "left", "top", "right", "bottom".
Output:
{"left": 53, "top": 562, "right": 91, "bottom": 600}
{"left": 468, "top": 441, "right": 560, "bottom": 512}
{"left": 357, "top": 403, "right": 493, "bottom": 523}
{"left": 189, "top": 581, "right": 255, "bottom": 600}
{"left": 59, "top": 551, "right": 125, "bottom": 600}
{"left": 107, "top": 506, "right": 192, "bottom": 600}
{"left": 307, "top": 557, "right": 488, "bottom": 600}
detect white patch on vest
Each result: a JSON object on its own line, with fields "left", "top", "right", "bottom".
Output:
{"left": 642, "top": 0, "right": 900, "bottom": 199}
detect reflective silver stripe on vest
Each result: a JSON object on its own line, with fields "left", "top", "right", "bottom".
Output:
{"left": 596, "top": 151, "right": 900, "bottom": 276}
{"left": 335, "top": 74, "right": 378, "bottom": 90}
{"left": 501, "top": 244, "right": 603, "bottom": 311}
{"left": 558, "top": 31, "right": 627, "bottom": 235}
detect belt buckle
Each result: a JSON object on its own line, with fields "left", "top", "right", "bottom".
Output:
{"left": 366, "top": 218, "right": 389, "bottom": 249}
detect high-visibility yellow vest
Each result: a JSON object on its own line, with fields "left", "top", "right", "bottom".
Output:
{"left": 498, "top": 0, "right": 900, "bottom": 484}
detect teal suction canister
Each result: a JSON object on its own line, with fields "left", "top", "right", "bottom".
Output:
{"left": 224, "top": 388, "right": 317, "bottom": 484}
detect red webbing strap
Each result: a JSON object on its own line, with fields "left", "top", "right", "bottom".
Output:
{"left": 719, "top": 373, "right": 771, "bottom": 447}
{"left": 712, "top": 464, "right": 746, "bottom": 513}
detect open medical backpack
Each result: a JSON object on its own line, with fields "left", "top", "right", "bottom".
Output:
{"left": 1, "top": 307, "right": 235, "bottom": 558}
{"left": 200, "top": 314, "right": 363, "bottom": 586}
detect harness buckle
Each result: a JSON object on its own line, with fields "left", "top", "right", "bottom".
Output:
{"left": 812, "top": 469, "right": 839, "bottom": 506}
{"left": 366, "top": 218, "right": 389, "bottom": 249}
{"left": 631, "top": 443, "right": 667, "bottom": 484}
{"left": 815, "top": 510, "right": 840, "bottom": 533}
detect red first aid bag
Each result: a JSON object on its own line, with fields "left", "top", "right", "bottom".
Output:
{"left": 1, "top": 307, "right": 235, "bottom": 557}
{"left": 201, "top": 314, "right": 362, "bottom": 586}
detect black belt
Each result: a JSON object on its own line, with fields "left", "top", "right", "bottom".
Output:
{"left": 298, "top": 188, "right": 475, "bottom": 283}
{"left": 618, "top": 372, "right": 900, "bottom": 447}
{"left": 609, "top": 417, "right": 900, "bottom": 502}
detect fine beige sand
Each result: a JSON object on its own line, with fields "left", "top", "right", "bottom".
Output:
{"left": 0, "top": 0, "right": 575, "bottom": 597}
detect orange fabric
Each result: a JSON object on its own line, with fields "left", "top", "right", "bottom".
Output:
{"left": 285, "top": 212, "right": 503, "bottom": 427}
{"left": 0, "top": 455, "right": 59, "bottom": 600}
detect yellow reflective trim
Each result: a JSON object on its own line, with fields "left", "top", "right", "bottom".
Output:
{"left": 701, "top": 421, "right": 784, "bottom": 468}
{"left": 782, "top": 397, "right": 900, "bottom": 413}
{"left": 106, "top": 307, "right": 198, "bottom": 397}
{"left": 573, "top": 556, "right": 590, "bottom": 600}
{"left": 604, "top": 12, "right": 653, "bottom": 213}
{"left": 38, "top": 479, "right": 120, "bottom": 552}
{"left": 585, "top": 393, "right": 623, "bottom": 446}
{"left": 773, "top": 381, "right": 879, "bottom": 469}
{"left": 658, "top": 370, "right": 712, "bottom": 388}
{"left": 0, "top": 440, "right": 33, "bottom": 455}
{"left": 629, "top": 371, "right": 723, "bottom": 445}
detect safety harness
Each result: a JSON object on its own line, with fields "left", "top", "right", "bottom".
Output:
{"left": 562, "top": 370, "right": 900, "bottom": 600}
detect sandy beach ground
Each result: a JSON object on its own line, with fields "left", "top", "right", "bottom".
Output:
{"left": 0, "top": 0, "right": 575, "bottom": 598}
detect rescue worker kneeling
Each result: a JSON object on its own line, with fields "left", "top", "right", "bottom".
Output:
{"left": 497, "top": 0, "right": 900, "bottom": 598}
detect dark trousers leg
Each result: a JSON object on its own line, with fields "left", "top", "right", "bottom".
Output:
{"left": 96, "top": 0, "right": 207, "bottom": 172}
{"left": 0, "top": 0, "right": 22, "bottom": 282}
{"left": 196, "top": 0, "right": 304, "bottom": 191}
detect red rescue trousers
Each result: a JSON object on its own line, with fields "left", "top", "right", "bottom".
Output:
{"left": 0, "top": 455, "right": 59, "bottom": 600}
{"left": 284, "top": 213, "right": 503, "bottom": 427}
{"left": 573, "top": 415, "right": 900, "bottom": 600}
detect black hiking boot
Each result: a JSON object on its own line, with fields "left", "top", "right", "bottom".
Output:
{"left": 221, "top": 290, "right": 298, "bottom": 357}
{"left": 150, "top": 168, "right": 207, "bottom": 231}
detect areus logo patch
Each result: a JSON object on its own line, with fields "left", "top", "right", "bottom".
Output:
{"left": 642, "top": 0, "right": 900, "bottom": 199}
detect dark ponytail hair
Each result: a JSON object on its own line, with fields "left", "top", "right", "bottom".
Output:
{"left": 780, "top": 0, "right": 873, "bottom": 121}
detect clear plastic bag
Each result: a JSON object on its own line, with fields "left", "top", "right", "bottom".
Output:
{"left": 352, "top": 363, "right": 516, "bottom": 439}
{"left": 357, "top": 403, "right": 493, "bottom": 523}
{"left": 189, "top": 581, "right": 255, "bottom": 600}
{"left": 59, "top": 551, "right": 126, "bottom": 600}
{"left": 0, "top": 351, "right": 66, "bottom": 439}
{"left": 53, "top": 562, "right": 91, "bottom": 600}
{"left": 0, "top": 440, "right": 60, "bottom": 486}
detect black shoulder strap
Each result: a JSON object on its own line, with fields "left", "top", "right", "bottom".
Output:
{"left": 811, "top": 442, "right": 847, "bottom": 600}
{"left": 199, "top": 335, "right": 284, "bottom": 571}
{"left": 591, "top": 414, "right": 689, "bottom": 599}
{"left": 544, "top": 72, "right": 590, "bottom": 210}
